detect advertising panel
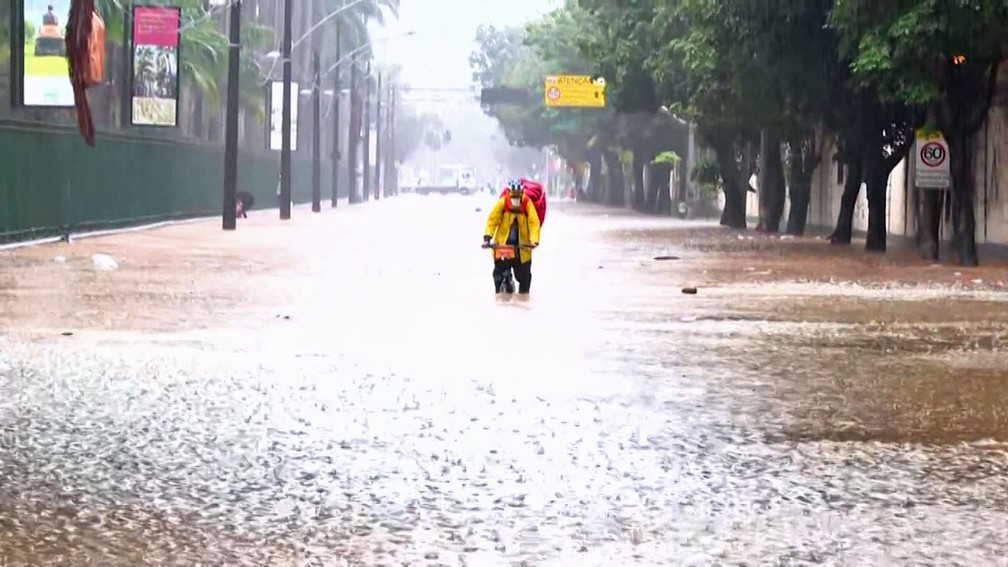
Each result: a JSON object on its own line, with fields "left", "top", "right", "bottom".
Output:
{"left": 22, "top": 0, "right": 73, "bottom": 106}
{"left": 269, "top": 80, "right": 299, "bottom": 151}
{"left": 131, "top": 5, "right": 181, "bottom": 127}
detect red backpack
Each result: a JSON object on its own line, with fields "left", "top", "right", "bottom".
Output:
{"left": 499, "top": 179, "right": 547, "bottom": 225}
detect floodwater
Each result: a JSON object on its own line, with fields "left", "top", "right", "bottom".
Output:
{"left": 2, "top": 196, "right": 1008, "bottom": 565}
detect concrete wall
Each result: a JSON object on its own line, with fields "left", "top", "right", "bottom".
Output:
{"left": 801, "top": 104, "right": 1007, "bottom": 245}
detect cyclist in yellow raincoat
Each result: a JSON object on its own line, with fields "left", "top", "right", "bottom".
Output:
{"left": 482, "top": 178, "right": 541, "bottom": 294}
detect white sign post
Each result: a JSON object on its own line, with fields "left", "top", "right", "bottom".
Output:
{"left": 269, "top": 81, "right": 298, "bottom": 151}
{"left": 914, "top": 130, "right": 950, "bottom": 190}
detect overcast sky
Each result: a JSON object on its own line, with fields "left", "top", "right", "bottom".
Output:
{"left": 372, "top": 0, "right": 559, "bottom": 90}
{"left": 369, "top": 0, "right": 559, "bottom": 181}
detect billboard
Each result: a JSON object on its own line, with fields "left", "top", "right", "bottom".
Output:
{"left": 130, "top": 5, "right": 181, "bottom": 127}
{"left": 268, "top": 80, "right": 299, "bottom": 151}
{"left": 22, "top": 0, "right": 73, "bottom": 106}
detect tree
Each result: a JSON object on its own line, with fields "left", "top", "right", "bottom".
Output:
{"left": 470, "top": 8, "right": 614, "bottom": 203}
{"left": 831, "top": 0, "right": 1008, "bottom": 265}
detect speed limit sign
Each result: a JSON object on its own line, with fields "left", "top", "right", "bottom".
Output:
{"left": 914, "top": 131, "right": 950, "bottom": 190}
{"left": 920, "top": 142, "right": 946, "bottom": 167}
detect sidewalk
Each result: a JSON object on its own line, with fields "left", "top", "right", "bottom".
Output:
{"left": 565, "top": 201, "right": 1008, "bottom": 290}
{"left": 0, "top": 199, "right": 379, "bottom": 334}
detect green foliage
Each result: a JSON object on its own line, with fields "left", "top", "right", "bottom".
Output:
{"left": 690, "top": 158, "right": 719, "bottom": 186}
{"left": 830, "top": 0, "right": 1008, "bottom": 109}
{"left": 651, "top": 150, "right": 680, "bottom": 165}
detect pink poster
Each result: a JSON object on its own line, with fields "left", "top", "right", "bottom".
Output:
{"left": 134, "top": 6, "right": 181, "bottom": 47}
{"left": 131, "top": 6, "right": 181, "bottom": 126}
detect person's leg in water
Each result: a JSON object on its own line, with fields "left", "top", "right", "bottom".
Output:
{"left": 492, "top": 259, "right": 516, "bottom": 293}
{"left": 513, "top": 260, "right": 532, "bottom": 294}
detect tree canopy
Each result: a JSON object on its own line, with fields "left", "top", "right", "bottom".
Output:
{"left": 470, "top": 0, "right": 1008, "bottom": 264}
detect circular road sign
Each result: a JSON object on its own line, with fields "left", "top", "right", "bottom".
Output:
{"left": 547, "top": 86, "right": 561, "bottom": 101}
{"left": 920, "top": 141, "right": 947, "bottom": 168}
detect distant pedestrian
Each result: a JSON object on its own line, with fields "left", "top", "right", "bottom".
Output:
{"left": 236, "top": 191, "right": 254, "bottom": 218}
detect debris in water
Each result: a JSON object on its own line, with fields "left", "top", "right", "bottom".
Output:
{"left": 682, "top": 287, "right": 698, "bottom": 295}
{"left": 653, "top": 256, "right": 680, "bottom": 261}
{"left": 91, "top": 254, "right": 118, "bottom": 270}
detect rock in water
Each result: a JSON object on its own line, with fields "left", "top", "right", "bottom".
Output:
{"left": 91, "top": 254, "right": 119, "bottom": 270}
{"left": 682, "top": 286, "right": 698, "bottom": 295}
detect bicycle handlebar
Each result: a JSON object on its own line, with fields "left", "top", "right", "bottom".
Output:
{"left": 482, "top": 242, "right": 536, "bottom": 249}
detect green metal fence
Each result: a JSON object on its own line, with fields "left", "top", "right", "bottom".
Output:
{"left": 0, "top": 118, "right": 339, "bottom": 243}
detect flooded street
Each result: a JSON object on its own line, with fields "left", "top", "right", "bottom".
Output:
{"left": 2, "top": 196, "right": 1008, "bottom": 565}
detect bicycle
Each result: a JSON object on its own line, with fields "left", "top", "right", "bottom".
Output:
{"left": 481, "top": 242, "right": 536, "bottom": 294}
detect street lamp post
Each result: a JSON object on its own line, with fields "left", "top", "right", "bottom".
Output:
{"left": 347, "top": 57, "right": 359, "bottom": 204}
{"left": 222, "top": 0, "right": 241, "bottom": 231}
{"left": 362, "top": 60, "right": 372, "bottom": 202}
{"left": 279, "top": 0, "right": 293, "bottom": 220}
{"left": 386, "top": 84, "right": 396, "bottom": 196}
{"left": 331, "top": 20, "right": 341, "bottom": 208}
{"left": 373, "top": 72, "right": 382, "bottom": 200}
{"left": 311, "top": 51, "right": 322, "bottom": 212}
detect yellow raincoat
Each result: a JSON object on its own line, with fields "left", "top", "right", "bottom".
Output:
{"left": 484, "top": 196, "right": 541, "bottom": 264}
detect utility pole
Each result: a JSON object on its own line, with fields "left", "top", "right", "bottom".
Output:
{"left": 362, "top": 60, "right": 372, "bottom": 201}
{"left": 385, "top": 84, "right": 394, "bottom": 197}
{"left": 373, "top": 73, "right": 382, "bottom": 199}
{"left": 331, "top": 20, "right": 341, "bottom": 208}
{"left": 347, "top": 56, "right": 358, "bottom": 203}
{"left": 279, "top": 0, "right": 293, "bottom": 219}
{"left": 311, "top": 51, "right": 321, "bottom": 212}
{"left": 309, "top": 0, "right": 321, "bottom": 213}
{"left": 222, "top": 0, "right": 241, "bottom": 230}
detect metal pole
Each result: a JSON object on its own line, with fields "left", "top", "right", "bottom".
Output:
{"left": 385, "top": 84, "right": 394, "bottom": 196}
{"left": 373, "top": 73, "right": 382, "bottom": 200}
{"left": 347, "top": 57, "right": 358, "bottom": 203}
{"left": 279, "top": 0, "right": 293, "bottom": 219}
{"left": 362, "top": 61, "right": 372, "bottom": 201}
{"left": 331, "top": 20, "right": 341, "bottom": 207}
{"left": 311, "top": 50, "right": 321, "bottom": 212}
{"left": 222, "top": 0, "right": 241, "bottom": 231}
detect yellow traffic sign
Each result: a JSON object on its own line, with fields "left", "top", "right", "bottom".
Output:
{"left": 544, "top": 75, "right": 606, "bottom": 108}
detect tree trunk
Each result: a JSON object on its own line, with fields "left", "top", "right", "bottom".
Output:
{"left": 573, "top": 163, "right": 585, "bottom": 199}
{"left": 602, "top": 150, "right": 625, "bottom": 207}
{"left": 586, "top": 151, "right": 603, "bottom": 202}
{"left": 651, "top": 162, "right": 672, "bottom": 214}
{"left": 784, "top": 141, "right": 818, "bottom": 236}
{"left": 917, "top": 189, "right": 942, "bottom": 261}
{"left": 758, "top": 129, "right": 786, "bottom": 232}
{"left": 631, "top": 151, "right": 647, "bottom": 211}
{"left": 710, "top": 136, "right": 746, "bottom": 229}
{"left": 863, "top": 149, "right": 889, "bottom": 252}
{"left": 829, "top": 156, "right": 864, "bottom": 245}
{"left": 947, "top": 131, "right": 979, "bottom": 266}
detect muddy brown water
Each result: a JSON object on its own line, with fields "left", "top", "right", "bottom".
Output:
{"left": 2, "top": 197, "right": 1008, "bottom": 565}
